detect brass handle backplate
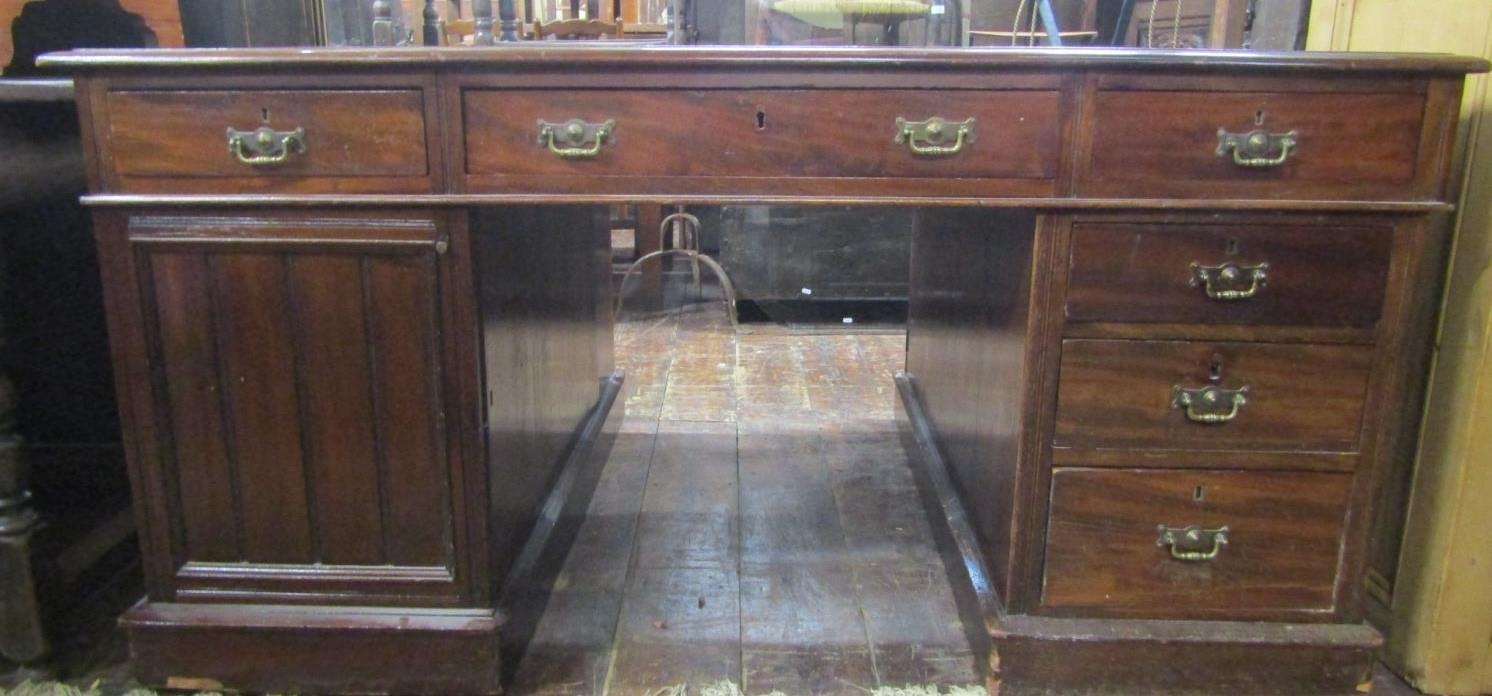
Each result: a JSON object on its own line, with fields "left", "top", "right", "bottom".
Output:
{"left": 226, "top": 126, "right": 306, "bottom": 166}
{"left": 1216, "top": 128, "right": 1297, "bottom": 168}
{"left": 537, "top": 118, "right": 615, "bottom": 159}
{"left": 1172, "top": 384, "right": 1249, "bottom": 424}
{"left": 1191, "top": 261, "right": 1269, "bottom": 301}
{"left": 1156, "top": 524, "right": 1229, "bottom": 561}
{"left": 894, "top": 117, "right": 975, "bottom": 156}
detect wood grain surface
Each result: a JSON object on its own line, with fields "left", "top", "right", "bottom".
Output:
{"left": 1054, "top": 339, "right": 1373, "bottom": 452}
{"left": 1066, "top": 221, "right": 1393, "bottom": 327}
{"left": 1042, "top": 467, "right": 1352, "bottom": 619}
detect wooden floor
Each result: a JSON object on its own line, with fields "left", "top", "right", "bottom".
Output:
{"left": 508, "top": 305, "right": 983, "bottom": 696}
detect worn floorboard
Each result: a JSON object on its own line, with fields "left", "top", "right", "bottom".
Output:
{"left": 511, "top": 303, "right": 982, "bottom": 695}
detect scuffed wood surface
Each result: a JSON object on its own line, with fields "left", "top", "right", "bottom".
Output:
{"left": 508, "top": 308, "right": 981, "bottom": 695}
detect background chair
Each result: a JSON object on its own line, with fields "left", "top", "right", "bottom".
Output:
{"left": 533, "top": 16, "right": 625, "bottom": 38}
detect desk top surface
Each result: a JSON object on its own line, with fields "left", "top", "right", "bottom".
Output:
{"left": 37, "top": 46, "right": 1491, "bottom": 75}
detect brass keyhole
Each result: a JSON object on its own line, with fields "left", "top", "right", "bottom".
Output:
{"left": 261, "top": 107, "right": 271, "bottom": 123}
{"left": 1224, "top": 238, "right": 1240, "bottom": 255}
{"left": 1207, "top": 354, "right": 1224, "bottom": 383}
{"left": 755, "top": 110, "right": 766, "bottom": 130}
{"left": 1193, "top": 485, "right": 1206, "bottom": 502}
{"left": 1255, "top": 109, "right": 1266, "bottom": 126}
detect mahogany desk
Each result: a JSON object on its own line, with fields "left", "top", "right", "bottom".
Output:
{"left": 41, "top": 46, "right": 1489, "bottom": 695}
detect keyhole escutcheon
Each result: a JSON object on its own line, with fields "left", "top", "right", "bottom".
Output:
{"left": 1207, "top": 353, "right": 1225, "bottom": 383}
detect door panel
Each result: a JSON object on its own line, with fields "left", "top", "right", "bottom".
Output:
{"left": 127, "top": 213, "right": 465, "bottom": 605}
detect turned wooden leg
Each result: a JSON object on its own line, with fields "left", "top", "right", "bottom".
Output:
{"left": 474, "top": 0, "right": 496, "bottom": 44}
{"left": 498, "top": 0, "right": 521, "bottom": 41}
{"left": 423, "top": 0, "right": 440, "bottom": 45}
{"left": 0, "top": 306, "right": 46, "bottom": 666}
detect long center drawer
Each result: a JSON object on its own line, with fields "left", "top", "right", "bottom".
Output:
{"left": 462, "top": 89, "right": 1061, "bottom": 183}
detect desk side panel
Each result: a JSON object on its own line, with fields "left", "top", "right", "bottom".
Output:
{"left": 473, "top": 206, "right": 616, "bottom": 589}
{"left": 905, "top": 209, "right": 1037, "bottom": 599}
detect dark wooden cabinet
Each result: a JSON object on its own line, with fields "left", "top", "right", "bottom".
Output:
{"left": 42, "top": 46, "right": 1488, "bottom": 695}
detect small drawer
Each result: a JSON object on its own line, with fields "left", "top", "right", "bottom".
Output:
{"left": 1041, "top": 467, "right": 1351, "bottom": 619}
{"left": 1065, "top": 222, "right": 1392, "bottom": 326}
{"left": 462, "top": 89, "right": 1059, "bottom": 186}
{"left": 1081, "top": 88, "right": 1427, "bottom": 199}
{"left": 105, "top": 90, "right": 433, "bottom": 193}
{"left": 1054, "top": 339, "right": 1372, "bottom": 452}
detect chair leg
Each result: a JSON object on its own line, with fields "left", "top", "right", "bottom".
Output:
{"left": 616, "top": 248, "right": 740, "bottom": 331}
{"left": 1037, "top": 0, "right": 1063, "bottom": 45}
{"left": 659, "top": 211, "right": 705, "bottom": 301}
{"left": 1107, "top": 0, "right": 1137, "bottom": 44}
{"left": 687, "top": 229, "right": 702, "bottom": 300}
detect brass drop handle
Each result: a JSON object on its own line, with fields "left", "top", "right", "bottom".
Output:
{"left": 1191, "top": 261, "right": 1268, "bottom": 301}
{"left": 1216, "top": 128, "right": 1297, "bottom": 168}
{"left": 1156, "top": 524, "right": 1229, "bottom": 561}
{"left": 537, "top": 118, "right": 615, "bottom": 159}
{"left": 1172, "top": 384, "right": 1248, "bottom": 424}
{"left": 894, "top": 116, "right": 975, "bottom": 156}
{"left": 226, "top": 126, "right": 306, "bottom": 166}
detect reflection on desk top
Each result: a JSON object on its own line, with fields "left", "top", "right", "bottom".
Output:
{"left": 35, "top": 45, "right": 1492, "bottom": 74}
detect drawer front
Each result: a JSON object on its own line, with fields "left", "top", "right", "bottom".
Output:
{"left": 1042, "top": 467, "right": 1351, "bottom": 619}
{"left": 1083, "top": 89, "right": 1425, "bottom": 199}
{"left": 1066, "top": 222, "right": 1392, "bottom": 326}
{"left": 106, "top": 90, "right": 431, "bottom": 189}
{"left": 1054, "top": 340, "right": 1372, "bottom": 452}
{"left": 463, "top": 89, "right": 1060, "bottom": 181}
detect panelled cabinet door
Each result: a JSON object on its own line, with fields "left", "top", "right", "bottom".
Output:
{"left": 121, "top": 213, "right": 473, "bottom": 607}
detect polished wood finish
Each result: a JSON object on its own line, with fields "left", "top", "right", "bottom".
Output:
{"left": 473, "top": 206, "right": 616, "bottom": 586}
{"left": 104, "top": 89, "right": 436, "bottom": 194}
{"left": 463, "top": 88, "right": 1060, "bottom": 185}
{"left": 905, "top": 208, "right": 1037, "bottom": 602}
{"left": 1054, "top": 339, "right": 1374, "bottom": 452}
{"left": 1082, "top": 84, "right": 1429, "bottom": 200}
{"left": 41, "top": 46, "right": 1492, "bottom": 72}
{"left": 123, "top": 603, "right": 503, "bottom": 695}
{"left": 1066, "top": 221, "right": 1393, "bottom": 327}
{"left": 1042, "top": 467, "right": 1352, "bottom": 619}
{"left": 114, "top": 210, "right": 474, "bottom": 603}
{"left": 41, "top": 46, "right": 1487, "bottom": 696}
{"left": 990, "top": 615, "right": 1381, "bottom": 696}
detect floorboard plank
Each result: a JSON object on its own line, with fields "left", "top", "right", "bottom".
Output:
{"left": 607, "top": 418, "right": 743, "bottom": 694}
{"left": 608, "top": 565, "right": 743, "bottom": 694}
{"left": 632, "top": 420, "right": 739, "bottom": 571}
{"left": 741, "top": 561, "right": 877, "bottom": 696}
{"left": 508, "top": 419, "right": 658, "bottom": 696}
{"left": 856, "top": 562, "right": 982, "bottom": 688}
